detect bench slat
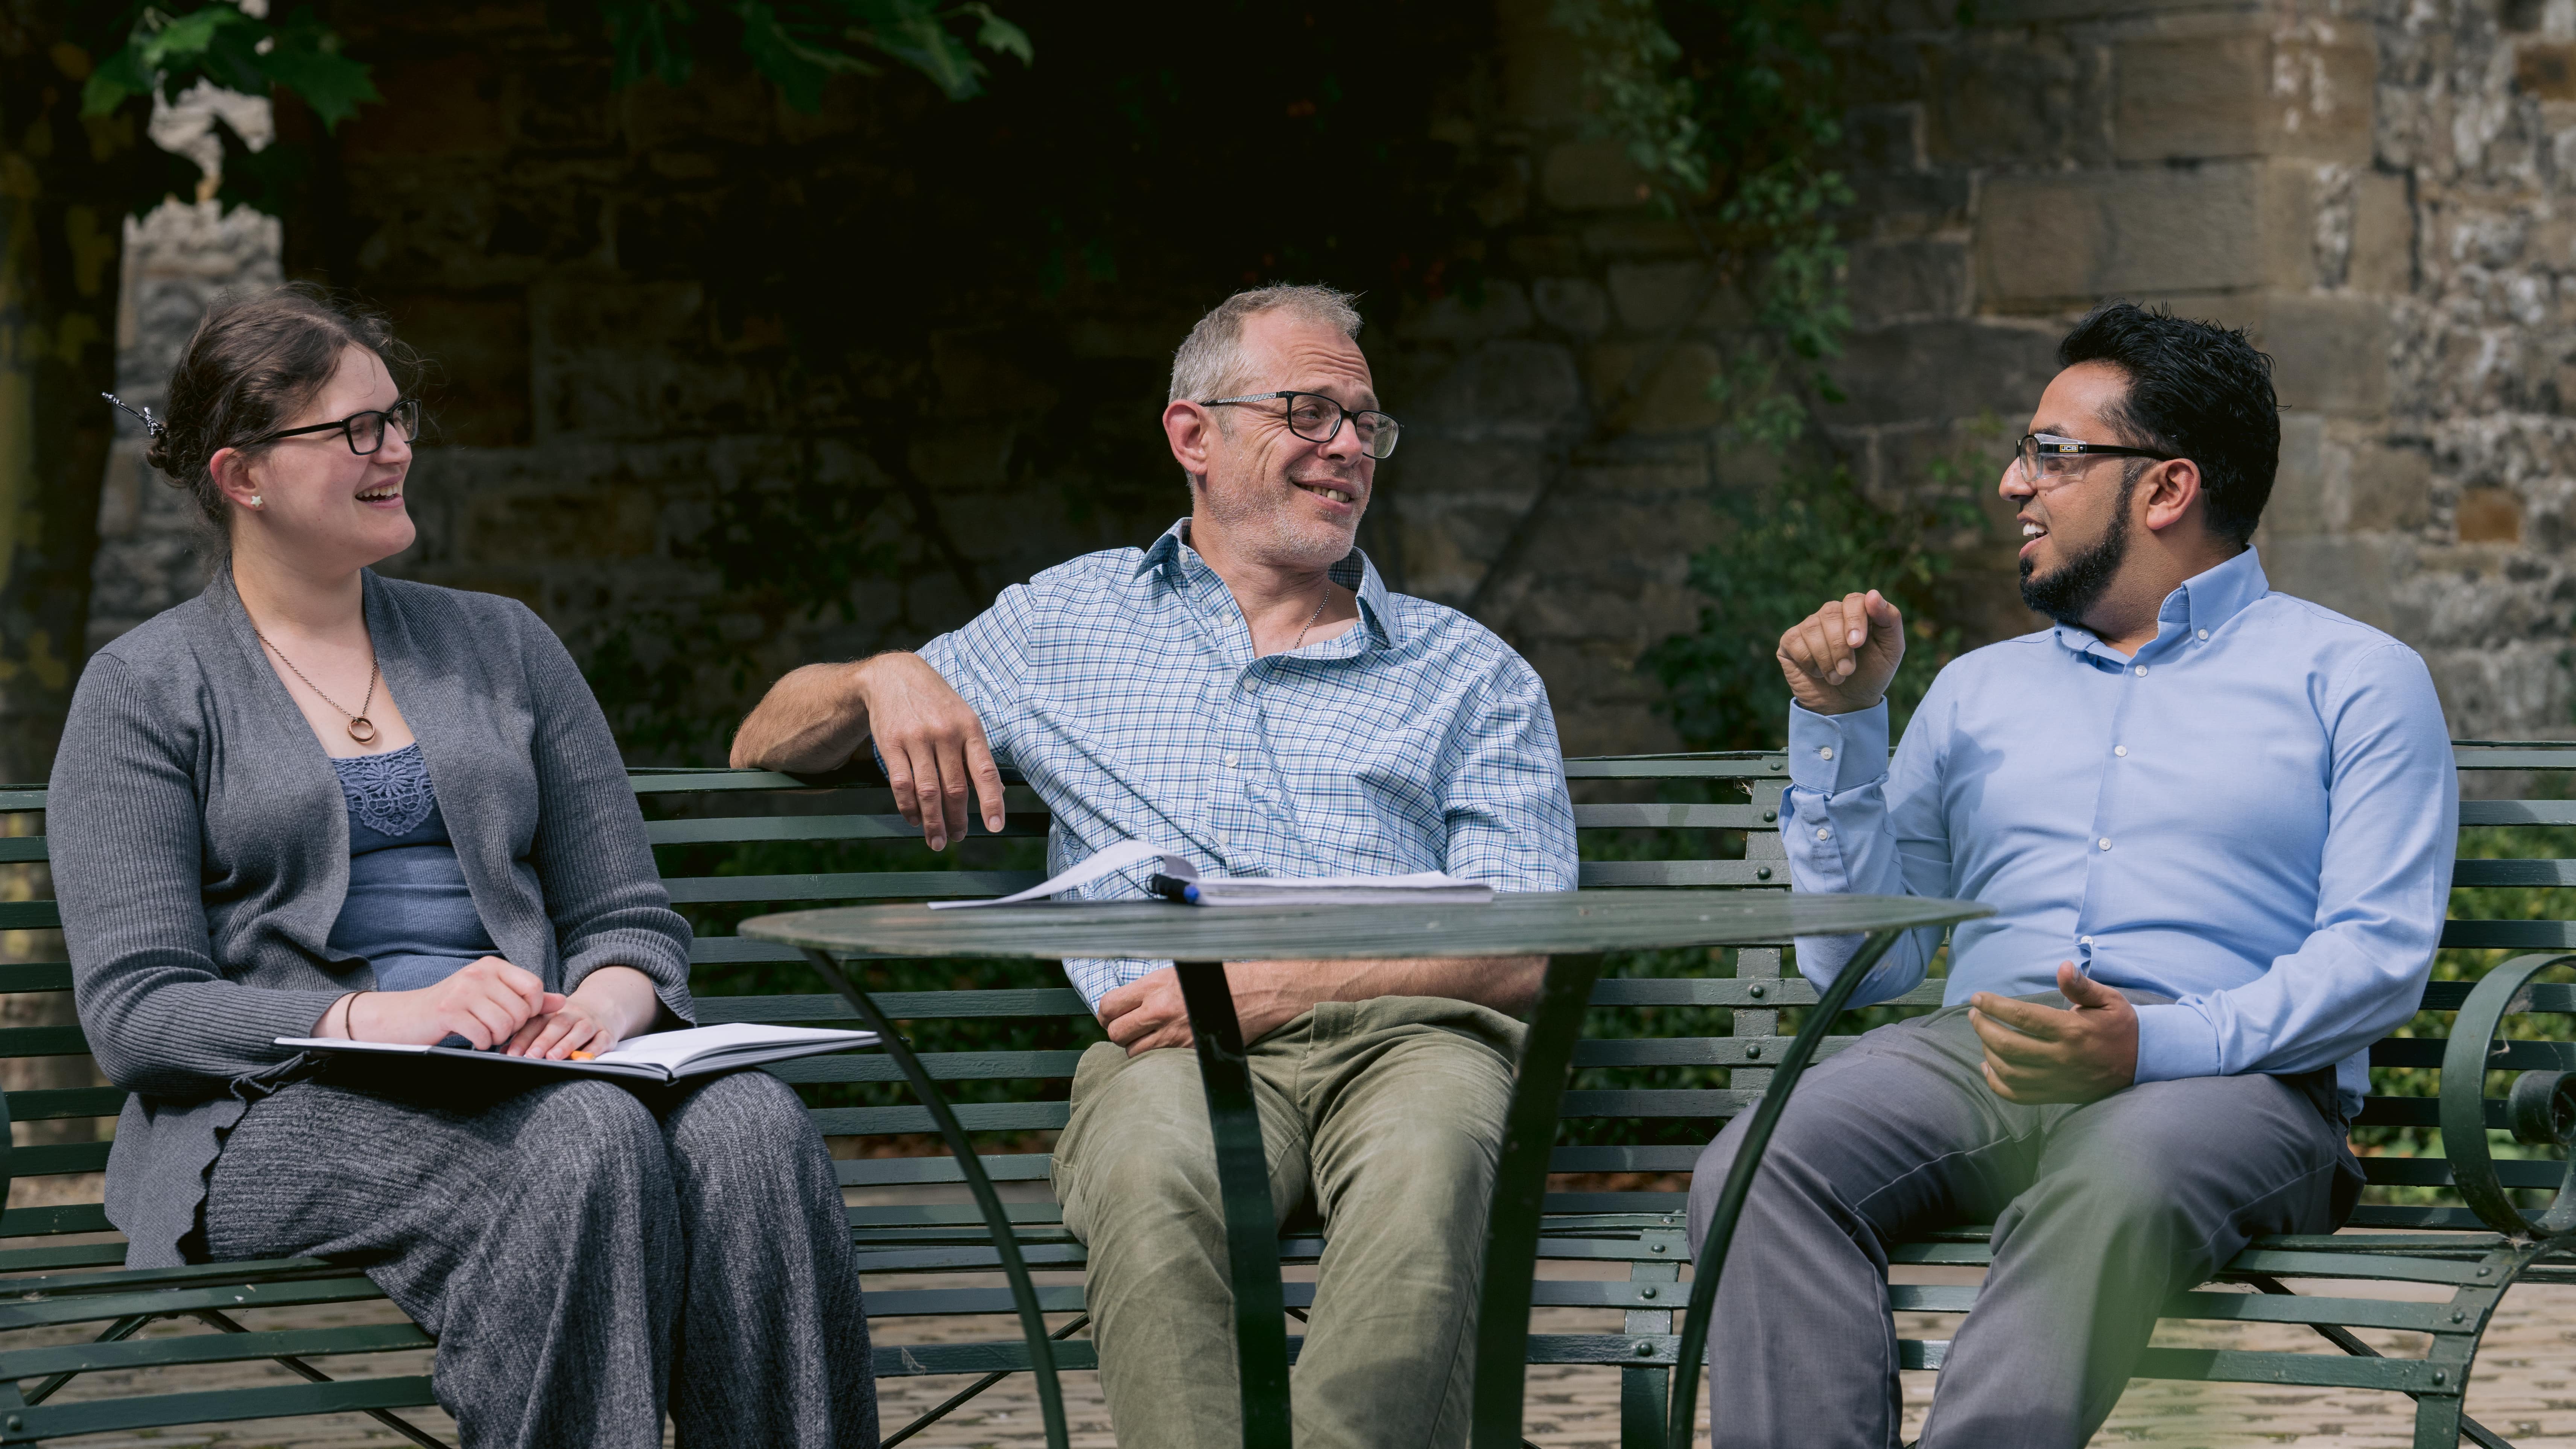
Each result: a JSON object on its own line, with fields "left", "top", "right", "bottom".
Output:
{"left": 697, "top": 988, "right": 1091, "bottom": 1020}
{"left": 9, "top": 1375, "right": 439, "bottom": 1443}
{"left": 649, "top": 813, "right": 1052, "bottom": 845}
{"left": 0, "top": 1321, "right": 435, "bottom": 1380}
{"left": 663, "top": 871, "right": 1045, "bottom": 904}
{"left": 771, "top": 1050, "right": 1084, "bottom": 1085}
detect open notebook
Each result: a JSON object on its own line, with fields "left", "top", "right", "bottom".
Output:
{"left": 275, "top": 1022, "right": 878, "bottom": 1085}
{"left": 930, "top": 838, "right": 1495, "bottom": 909}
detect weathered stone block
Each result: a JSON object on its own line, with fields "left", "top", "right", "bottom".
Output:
{"left": 1925, "top": 36, "right": 2088, "bottom": 165}
{"left": 468, "top": 488, "right": 659, "bottom": 562}
{"left": 1497, "top": 0, "right": 1586, "bottom": 122}
{"left": 2257, "top": 293, "right": 2392, "bottom": 416}
{"left": 2459, "top": 486, "right": 2525, "bottom": 542}
{"left": 2258, "top": 534, "right": 2397, "bottom": 629}
{"left": 341, "top": 53, "right": 512, "bottom": 161}
{"left": 2345, "top": 441, "right": 2432, "bottom": 532}
{"left": 2265, "top": 412, "right": 2330, "bottom": 535}
{"left": 1542, "top": 141, "right": 1654, "bottom": 212}
{"left": 1606, "top": 262, "right": 1725, "bottom": 331}
{"left": 1846, "top": 240, "right": 1969, "bottom": 326}
{"left": 2116, "top": 33, "right": 2373, "bottom": 164}
{"left": 1413, "top": 341, "right": 1584, "bottom": 441}
{"left": 1844, "top": 103, "right": 1924, "bottom": 170}
{"left": 2518, "top": 41, "right": 2576, "bottom": 100}
{"left": 2347, "top": 172, "right": 2415, "bottom": 295}
{"left": 1585, "top": 342, "right": 1724, "bottom": 433}
{"left": 1396, "top": 284, "right": 1535, "bottom": 344}
{"left": 1821, "top": 319, "right": 2064, "bottom": 428}
{"left": 1976, "top": 163, "right": 2316, "bottom": 307}
{"left": 1531, "top": 278, "right": 1610, "bottom": 338}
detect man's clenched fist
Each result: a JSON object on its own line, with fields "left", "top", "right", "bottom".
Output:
{"left": 1778, "top": 590, "right": 1907, "bottom": 717}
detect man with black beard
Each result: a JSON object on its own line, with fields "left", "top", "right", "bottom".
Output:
{"left": 1683, "top": 303, "right": 2457, "bottom": 1447}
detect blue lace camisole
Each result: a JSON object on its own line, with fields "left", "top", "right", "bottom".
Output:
{"left": 324, "top": 744, "right": 499, "bottom": 991}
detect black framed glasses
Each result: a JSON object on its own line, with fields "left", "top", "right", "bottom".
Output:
{"left": 245, "top": 398, "right": 422, "bottom": 457}
{"left": 2014, "top": 432, "right": 2176, "bottom": 491}
{"left": 1203, "top": 391, "right": 1401, "bottom": 460}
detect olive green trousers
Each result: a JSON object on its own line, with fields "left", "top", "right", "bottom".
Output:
{"left": 1052, "top": 994, "right": 1524, "bottom": 1449}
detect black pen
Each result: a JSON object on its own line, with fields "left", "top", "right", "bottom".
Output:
{"left": 1148, "top": 873, "right": 1202, "bottom": 905}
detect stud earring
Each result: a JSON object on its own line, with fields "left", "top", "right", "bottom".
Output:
{"left": 248, "top": 496, "right": 262, "bottom": 508}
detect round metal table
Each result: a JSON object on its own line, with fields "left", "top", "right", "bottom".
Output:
{"left": 741, "top": 889, "right": 1991, "bottom": 1449}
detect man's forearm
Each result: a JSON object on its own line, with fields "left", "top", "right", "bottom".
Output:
{"left": 731, "top": 661, "right": 870, "bottom": 771}
{"left": 1231, "top": 954, "right": 1548, "bottom": 1029}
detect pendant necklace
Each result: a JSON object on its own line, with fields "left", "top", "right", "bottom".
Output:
{"left": 255, "top": 628, "right": 382, "bottom": 744}
{"left": 1291, "top": 584, "right": 1330, "bottom": 652}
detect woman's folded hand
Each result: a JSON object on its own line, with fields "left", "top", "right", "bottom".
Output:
{"left": 351, "top": 956, "right": 555, "bottom": 1049}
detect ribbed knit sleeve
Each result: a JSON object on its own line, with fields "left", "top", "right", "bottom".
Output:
{"left": 52, "top": 656, "right": 345, "bottom": 1097}
{"left": 512, "top": 604, "right": 696, "bottom": 1027}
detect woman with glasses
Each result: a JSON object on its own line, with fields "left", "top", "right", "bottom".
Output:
{"left": 49, "top": 287, "right": 878, "bottom": 1448}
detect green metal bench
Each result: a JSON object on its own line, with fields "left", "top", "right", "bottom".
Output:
{"left": 0, "top": 745, "right": 2561, "bottom": 1447}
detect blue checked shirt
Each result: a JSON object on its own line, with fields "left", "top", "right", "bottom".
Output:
{"left": 1785, "top": 549, "right": 2456, "bottom": 1118}
{"left": 916, "top": 518, "right": 1579, "bottom": 1009}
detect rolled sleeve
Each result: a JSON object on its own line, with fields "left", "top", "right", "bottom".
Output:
{"left": 1443, "top": 662, "right": 1579, "bottom": 894}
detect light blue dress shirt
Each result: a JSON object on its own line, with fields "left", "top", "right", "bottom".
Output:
{"left": 918, "top": 518, "right": 1580, "bottom": 1008}
{"left": 1785, "top": 549, "right": 2456, "bottom": 1117}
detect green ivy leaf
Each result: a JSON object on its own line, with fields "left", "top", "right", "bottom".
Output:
{"left": 736, "top": 0, "right": 874, "bottom": 112}
{"left": 79, "top": 44, "right": 154, "bottom": 118}
{"left": 958, "top": 3, "right": 1033, "bottom": 65}
{"left": 255, "top": 8, "right": 379, "bottom": 131}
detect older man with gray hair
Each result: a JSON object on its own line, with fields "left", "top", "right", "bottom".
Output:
{"left": 733, "top": 284, "right": 1578, "bottom": 1445}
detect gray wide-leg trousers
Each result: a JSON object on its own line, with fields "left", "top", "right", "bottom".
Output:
{"left": 201, "top": 1066, "right": 877, "bottom": 1449}
{"left": 1686, "top": 996, "right": 2362, "bottom": 1449}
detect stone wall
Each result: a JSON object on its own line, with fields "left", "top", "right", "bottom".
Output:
{"left": 88, "top": 0, "right": 2576, "bottom": 757}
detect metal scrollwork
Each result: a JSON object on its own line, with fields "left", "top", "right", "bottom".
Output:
{"left": 2440, "top": 953, "right": 2576, "bottom": 1238}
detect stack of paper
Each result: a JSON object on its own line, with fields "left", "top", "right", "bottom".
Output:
{"left": 930, "top": 839, "right": 1494, "bottom": 909}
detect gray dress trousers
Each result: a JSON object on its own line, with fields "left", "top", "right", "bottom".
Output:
{"left": 1686, "top": 993, "right": 2362, "bottom": 1449}
{"left": 201, "top": 1064, "right": 877, "bottom": 1448}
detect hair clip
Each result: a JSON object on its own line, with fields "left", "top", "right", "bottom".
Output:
{"left": 101, "top": 393, "right": 167, "bottom": 438}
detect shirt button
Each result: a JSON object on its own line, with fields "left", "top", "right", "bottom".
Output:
{"left": 2114, "top": 745, "right": 2128, "bottom": 758}
{"left": 2196, "top": 629, "right": 2209, "bottom": 641}
{"left": 2079, "top": 935, "right": 2095, "bottom": 947}
{"left": 1223, "top": 753, "right": 1239, "bottom": 768}
{"left": 1819, "top": 746, "right": 1835, "bottom": 760}
{"left": 2099, "top": 838, "right": 2113, "bottom": 850}
{"left": 2133, "top": 664, "right": 2148, "bottom": 677}
{"left": 1240, "top": 677, "right": 1259, "bottom": 692}
{"left": 1815, "top": 827, "right": 1833, "bottom": 841}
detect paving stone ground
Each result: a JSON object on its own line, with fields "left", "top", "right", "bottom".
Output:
{"left": 15, "top": 1173, "right": 2576, "bottom": 1448}
{"left": 17, "top": 1259, "right": 2576, "bottom": 1447}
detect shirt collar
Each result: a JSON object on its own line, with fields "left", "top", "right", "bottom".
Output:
{"left": 2051, "top": 546, "right": 2270, "bottom": 661}
{"left": 1137, "top": 517, "right": 1397, "bottom": 647}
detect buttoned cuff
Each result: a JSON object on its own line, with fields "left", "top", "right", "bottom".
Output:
{"left": 2131, "top": 1003, "right": 2222, "bottom": 1084}
{"left": 1787, "top": 701, "right": 1890, "bottom": 795}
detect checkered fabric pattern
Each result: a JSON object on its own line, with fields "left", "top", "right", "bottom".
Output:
{"left": 918, "top": 518, "right": 1579, "bottom": 1009}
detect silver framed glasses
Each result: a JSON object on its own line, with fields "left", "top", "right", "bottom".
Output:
{"left": 1203, "top": 391, "right": 1401, "bottom": 460}
{"left": 2014, "top": 432, "right": 2175, "bottom": 491}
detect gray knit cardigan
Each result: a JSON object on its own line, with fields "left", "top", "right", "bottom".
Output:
{"left": 49, "top": 570, "right": 695, "bottom": 1267}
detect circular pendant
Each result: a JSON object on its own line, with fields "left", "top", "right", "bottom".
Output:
{"left": 347, "top": 717, "right": 378, "bottom": 745}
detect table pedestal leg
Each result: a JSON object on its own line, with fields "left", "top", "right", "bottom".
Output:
{"left": 798, "top": 948, "right": 1069, "bottom": 1449}
{"left": 1173, "top": 959, "right": 1294, "bottom": 1449}
{"left": 1467, "top": 954, "right": 1603, "bottom": 1449}
{"left": 1663, "top": 926, "right": 1906, "bottom": 1449}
